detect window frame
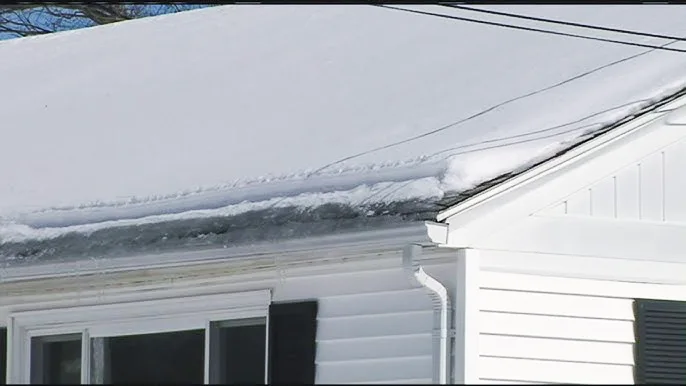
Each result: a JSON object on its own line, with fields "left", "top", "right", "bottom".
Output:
{"left": 6, "top": 289, "right": 271, "bottom": 384}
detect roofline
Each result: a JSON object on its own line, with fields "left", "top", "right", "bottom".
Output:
{"left": 0, "top": 221, "right": 436, "bottom": 283}
{"left": 436, "top": 89, "right": 686, "bottom": 222}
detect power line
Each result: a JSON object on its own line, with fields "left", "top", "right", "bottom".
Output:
{"left": 308, "top": 35, "right": 676, "bottom": 176}
{"left": 440, "top": 3, "right": 686, "bottom": 43}
{"left": 358, "top": 121, "right": 595, "bottom": 207}
{"left": 426, "top": 99, "right": 650, "bottom": 159}
{"left": 306, "top": 6, "right": 683, "bottom": 177}
{"left": 359, "top": 100, "right": 649, "bottom": 205}
{"left": 308, "top": 6, "right": 686, "bottom": 205}
{"left": 358, "top": 89, "right": 686, "bottom": 205}
{"left": 375, "top": 5, "right": 686, "bottom": 54}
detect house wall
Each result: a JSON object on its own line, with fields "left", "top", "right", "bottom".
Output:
{"left": 439, "top": 100, "right": 686, "bottom": 384}
{"left": 476, "top": 267, "right": 686, "bottom": 384}
{"left": 276, "top": 259, "right": 457, "bottom": 384}
{"left": 460, "top": 125, "right": 686, "bottom": 383}
{"left": 539, "top": 135, "right": 686, "bottom": 222}
{"left": 0, "top": 250, "right": 458, "bottom": 385}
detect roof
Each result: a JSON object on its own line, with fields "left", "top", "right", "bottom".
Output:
{"left": 3, "top": 4, "right": 686, "bottom": 264}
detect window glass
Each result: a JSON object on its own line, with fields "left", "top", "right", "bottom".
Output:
{"left": 30, "top": 334, "right": 82, "bottom": 384}
{"left": 209, "top": 318, "right": 266, "bottom": 384}
{"left": 91, "top": 329, "right": 204, "bottom": 384}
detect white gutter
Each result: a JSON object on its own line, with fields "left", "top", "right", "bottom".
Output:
{"left": 403, "top": 243, "right": 451, "bottom": 384}
{"left": 2, "top": 223, "right": 432, "bottom": 283}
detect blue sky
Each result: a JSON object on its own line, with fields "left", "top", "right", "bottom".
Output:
{"left": 0, "top": 4, "right": 210, "bottom": 41}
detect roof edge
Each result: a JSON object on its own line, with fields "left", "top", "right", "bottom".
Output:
{"left": 436, "top": 88, "right": 686, "bottom": 223}
{"left": 0, "top": 221, "right": 435, "bottom": 283}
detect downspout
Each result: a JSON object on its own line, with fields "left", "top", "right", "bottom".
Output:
{"left": 403, "top": 243, "right": 451, "bottom": 384}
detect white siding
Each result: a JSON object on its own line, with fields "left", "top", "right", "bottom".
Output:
{"left": 0, "top": 253, "right": 457, "bottom": 385}
{"left": 478, "top": 271, "right": 635, "bottom": 384}
{"left": 273, "top": 262, "right": 457, "bottom": 384}
{"left": 541, "top": 137, "right": 686, "bottom": 222}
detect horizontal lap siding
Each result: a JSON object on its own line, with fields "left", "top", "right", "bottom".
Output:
{"left": 273, "top": 262, "right": 456, "bottom": 384}
{"left": 479, "top": 272, "right": 635, "bottom": 384}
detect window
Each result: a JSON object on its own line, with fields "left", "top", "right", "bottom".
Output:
{"left": 634, "top": 299, "right": 686, "bottom": 384}
{"left": 30, "top": 334, "right": 81, "bottom": 384}
{"left": 91, "top": 330, "right": 205, "bottom": 384}
{"left": 1, "top": 327, "right": 6, "bottom": 385}
{"left": 6, "top": 290, "right": 318, "bottom": 385}
{"left": 208, "top": 318, "right": 266, "bottom": 384}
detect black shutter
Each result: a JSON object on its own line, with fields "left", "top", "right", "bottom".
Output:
{"left": 634, "top": 299, "right": 686, "bottom": 384}
{"left": 268, "top": 300, "right": 318, "bottom": 384}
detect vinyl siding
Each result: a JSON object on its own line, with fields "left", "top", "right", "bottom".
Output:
{"left": 478, "top": 271, "right": 635, "bottom": 384}
{"left": 540, "top": 137, "right": 686, "bottom": 223}
{"left": 274, "top": 261, "right": 458, "bottom": 384}
{"left": 0, "top": 253, "right": 458, "bottom": 385}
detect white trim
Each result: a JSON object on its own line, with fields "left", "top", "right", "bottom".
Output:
{"left": 81, "top": 329, "right": 91, "bottom": 385}
{"left": 436, "top": 99, "right": 675, "bottom": 222}
{"left": 0, "top": 246, "right": 456, "bottom": 315}
{"left": 439, "top": 97, "right": 686, "bottom": 247}
{"left": 12, "top": 290, "right": 270, "bottom": 330}
{"left": 453, "top": 248, "right": 479, "bottom": 384}
{"left": 472, "top": 215, "right": 686, "bottom": 264}
{"left": 7, "top": 289, "right": 271, "bottom": 384}
{"left": 480, "top": 248, "right": 686, "bottom": 285}
{"left": 6, "top": 318, "right": 19, "bottom": 384}
{"left": 203, "top": 320, "right": 211, "bottom": 384}
{"left": 264, "top": 311, "right": 270, "bottom": 385}
{"left": 425, "top": 221, "right": 448, "bottom": 245}
{"left": 480, "top": 270, "right": 686, "bottom": 301}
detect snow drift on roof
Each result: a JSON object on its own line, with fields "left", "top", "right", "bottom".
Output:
{"left": 3, "top": 4, "right": 686, "bottom": 247}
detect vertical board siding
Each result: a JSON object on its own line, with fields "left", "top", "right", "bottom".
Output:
{"left": 664, "top": 140, "right": 686, "bottom": 222}
{"left": 538, "top": 137, "right": 686, "bottom": 223}
{"left": 273, "top": 262, "right": 457, "bottom": 384}
{"left": 590, "top": 177, "right": 615, "bottom": 218}
{"left": 564, "top": 188, "right": 592, "bottom": 216}
{"left": 615, "top": 166, "right": 640, "bottom": 220}
{"left": 638, "top": 151, "right": 664, "bottom": 221}
{"left": 479, "top": 272, "right": 636, "bottom": 384}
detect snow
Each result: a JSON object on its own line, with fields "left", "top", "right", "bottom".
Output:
{"left": 3, "top": 4, "right": 686, "bottom": 244}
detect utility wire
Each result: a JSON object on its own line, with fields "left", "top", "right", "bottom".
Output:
{"left": 375, "top": 5, "right": 686, "bottom": 54}
{"left": 268, "top": 5, "right": 686, "bottom": 208}
{"left": 308, "top": 5, "right": 683, "bottom": 176}
{"left": 440, "top": 3, "right": 686, "bottom": 43}
{"left": 359, "top": 99, "right": 649, "bottom": 205}
{"left": 358, "top": 123, "right": 599, "bottom": 207}
{"left": 309, "top": 33, "right": 677, "bottom": 175}
{"left": 426, "top": 99, "right": 650, "bottom": 159}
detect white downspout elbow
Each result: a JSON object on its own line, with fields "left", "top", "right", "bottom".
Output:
{"left": 403, "top": 243, "right": 451, "bottom": 384}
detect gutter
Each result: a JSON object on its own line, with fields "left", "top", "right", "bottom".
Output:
{"left": 1, "top": 223, "right": 433, "bottom": 283}
{"left": 403, "top": 243, "right": 451, "bottom": 384}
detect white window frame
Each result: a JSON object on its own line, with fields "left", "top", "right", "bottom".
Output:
{"left": 6, "top": 289, "right": 271, "bottom": 384}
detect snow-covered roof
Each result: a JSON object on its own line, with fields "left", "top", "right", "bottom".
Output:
{"left": 3, "top": 4, "right": 686, "bottom": 263}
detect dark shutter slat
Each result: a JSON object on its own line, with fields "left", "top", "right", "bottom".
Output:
{"left": 639, "top": 332, "right": 686, "bottom": 340}
{"left": 634, "top": 299, "right": 686, "bottom": 384}
{"left": 643, "top": 339, "right": 686, "bottom": 347}
{"left": 268, "top": 300, "right": 318, "bottom": 384}
{"left": 643, "top": 321, "right": 686, "bottom": 329}
{"left": 642, "top": 303, "right": 686, "bottom": 312}
{"left": 644, "top": 360, "right": 686, "bottom": 369}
